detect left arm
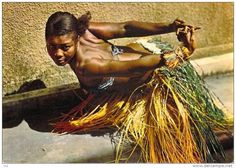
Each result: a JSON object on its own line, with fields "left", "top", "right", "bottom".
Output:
{"left": 88, "top": 19, "right": 185, "bottom": 40}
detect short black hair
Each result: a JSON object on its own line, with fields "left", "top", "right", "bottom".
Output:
{"left": 45, "top": 11, "right": 91, "bottom": 39}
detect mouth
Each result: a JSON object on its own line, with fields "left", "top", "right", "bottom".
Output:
{"left": 55, "top": 58, "right": 67, "bottom": 66}
{"left": 58, "top": 62, "right": 67, "bottom": 66}
{"left": 54, "top": 56, "right": 74, "bottom": 66}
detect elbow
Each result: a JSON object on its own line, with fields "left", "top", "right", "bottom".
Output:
{"left": 111, "top": 22, "right": 127, "bottom": 38}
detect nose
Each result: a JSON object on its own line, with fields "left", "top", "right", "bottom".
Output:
{"left": 54, "top": 48, "right": 64, "bottom": 58}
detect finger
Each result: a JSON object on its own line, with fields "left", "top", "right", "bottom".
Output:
{"left": 194, "top": 26, "right": 201, "bottom": 30}
{"left": 184, "top": 26, "right": 188, "bottom": 33}
{"left": 186, "top": 25, "right": 201, "bottom": 31}
{"left": 184, "top": 25, "right": 198, "bottom": 31}
{"left": 190, "top": 27, "right": 195, "bottom": 34}
{"left": 190, "top": 27, "right": 195, "bottom": 41}
{"left": 176, "top": 28, "right": 180, "bottom": 35}
{"left": 176, "top": 27, "right": 184, "bottom": 35}
{"left": 184, "top": 26, "right": 190, "bottom": 34}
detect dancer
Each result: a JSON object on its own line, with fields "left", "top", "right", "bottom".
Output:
{"left": 45, "top": 11, "right": 232, "bottom": 163}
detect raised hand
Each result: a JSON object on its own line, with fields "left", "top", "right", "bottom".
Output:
{"left": 176, "top": 25, "right": 200, "bottom": 60}
{"left": 170, "top": 18, "right": 186, "bottom": 32}
{"left": 162, "top": 24, "right": 200, "bottom": 68}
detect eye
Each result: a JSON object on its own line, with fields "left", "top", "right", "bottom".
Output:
{"left": 47, "top": 44, "right": 56, "bottom": 51}
{"left": 61, "top": 45, "right": 70, "bottom": 51}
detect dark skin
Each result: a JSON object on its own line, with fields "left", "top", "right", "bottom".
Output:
{"left": 47, "top": 19, "right": 233, "bottom": 147}
{"left": 46, "top": 19, "right": 197, "bottom": 89}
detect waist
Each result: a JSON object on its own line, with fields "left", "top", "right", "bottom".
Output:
{"left": 84, "top": 72, "right": 152, "bottom": 93}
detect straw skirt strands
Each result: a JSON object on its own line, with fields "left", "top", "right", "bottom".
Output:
{"left": 53, "top": 39, "right": 233, "bottom": 163}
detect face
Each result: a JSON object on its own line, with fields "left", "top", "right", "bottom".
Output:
{"left": 46, "top": 32, "right": 78, "bottom": 66}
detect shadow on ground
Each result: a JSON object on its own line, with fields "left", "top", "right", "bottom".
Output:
{"left": 3, "top": 79, "right": 116, "bottom": 137}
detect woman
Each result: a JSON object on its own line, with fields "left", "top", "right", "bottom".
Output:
{"left": 45, "top": 11, "right": 232, "bottom": 163}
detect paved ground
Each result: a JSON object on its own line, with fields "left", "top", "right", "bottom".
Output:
{"left": 2, "top": 73, "right": 234, "bottom": 163}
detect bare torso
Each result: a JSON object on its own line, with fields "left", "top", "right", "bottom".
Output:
{"left": 70, "top": 30, "right": 153, "bottom": 90}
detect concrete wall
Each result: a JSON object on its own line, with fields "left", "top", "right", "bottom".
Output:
{"left": 2, "top": 2, "right": 233, "bottom": 95}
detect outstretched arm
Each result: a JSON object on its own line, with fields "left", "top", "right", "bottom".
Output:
{"left": 88, "top": 19, "right": 185, "bottom": 40}
{"left": 79, "top": 25, "right": 200, "bottom": 77}
{"left": 79, "top": 54, "right": 164, "bottom": 77}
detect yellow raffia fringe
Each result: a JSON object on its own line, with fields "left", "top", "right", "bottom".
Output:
{"left": 54, "top": 69, "right": 232, "bottom": 163}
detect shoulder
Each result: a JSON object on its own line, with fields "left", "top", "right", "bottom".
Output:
{"left": 81, "top": 29, "right": 99, "bottom": 40}
{"left": 88, "top": 22, "right": 126, "bottom": 40}
{"left": 80, "top": 29, "right": 106, "bottom": 43}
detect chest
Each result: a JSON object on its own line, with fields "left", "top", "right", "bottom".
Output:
{"left": 71, "top": 65, "right": 102, "bottom": 88}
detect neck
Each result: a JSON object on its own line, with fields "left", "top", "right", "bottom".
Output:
{"left": 68, "top": 55, "right": 76, "bottom": 67}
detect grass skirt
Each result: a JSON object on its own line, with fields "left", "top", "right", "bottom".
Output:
{"left": 53, "top": 40, "right": 232, "bottom": 163}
